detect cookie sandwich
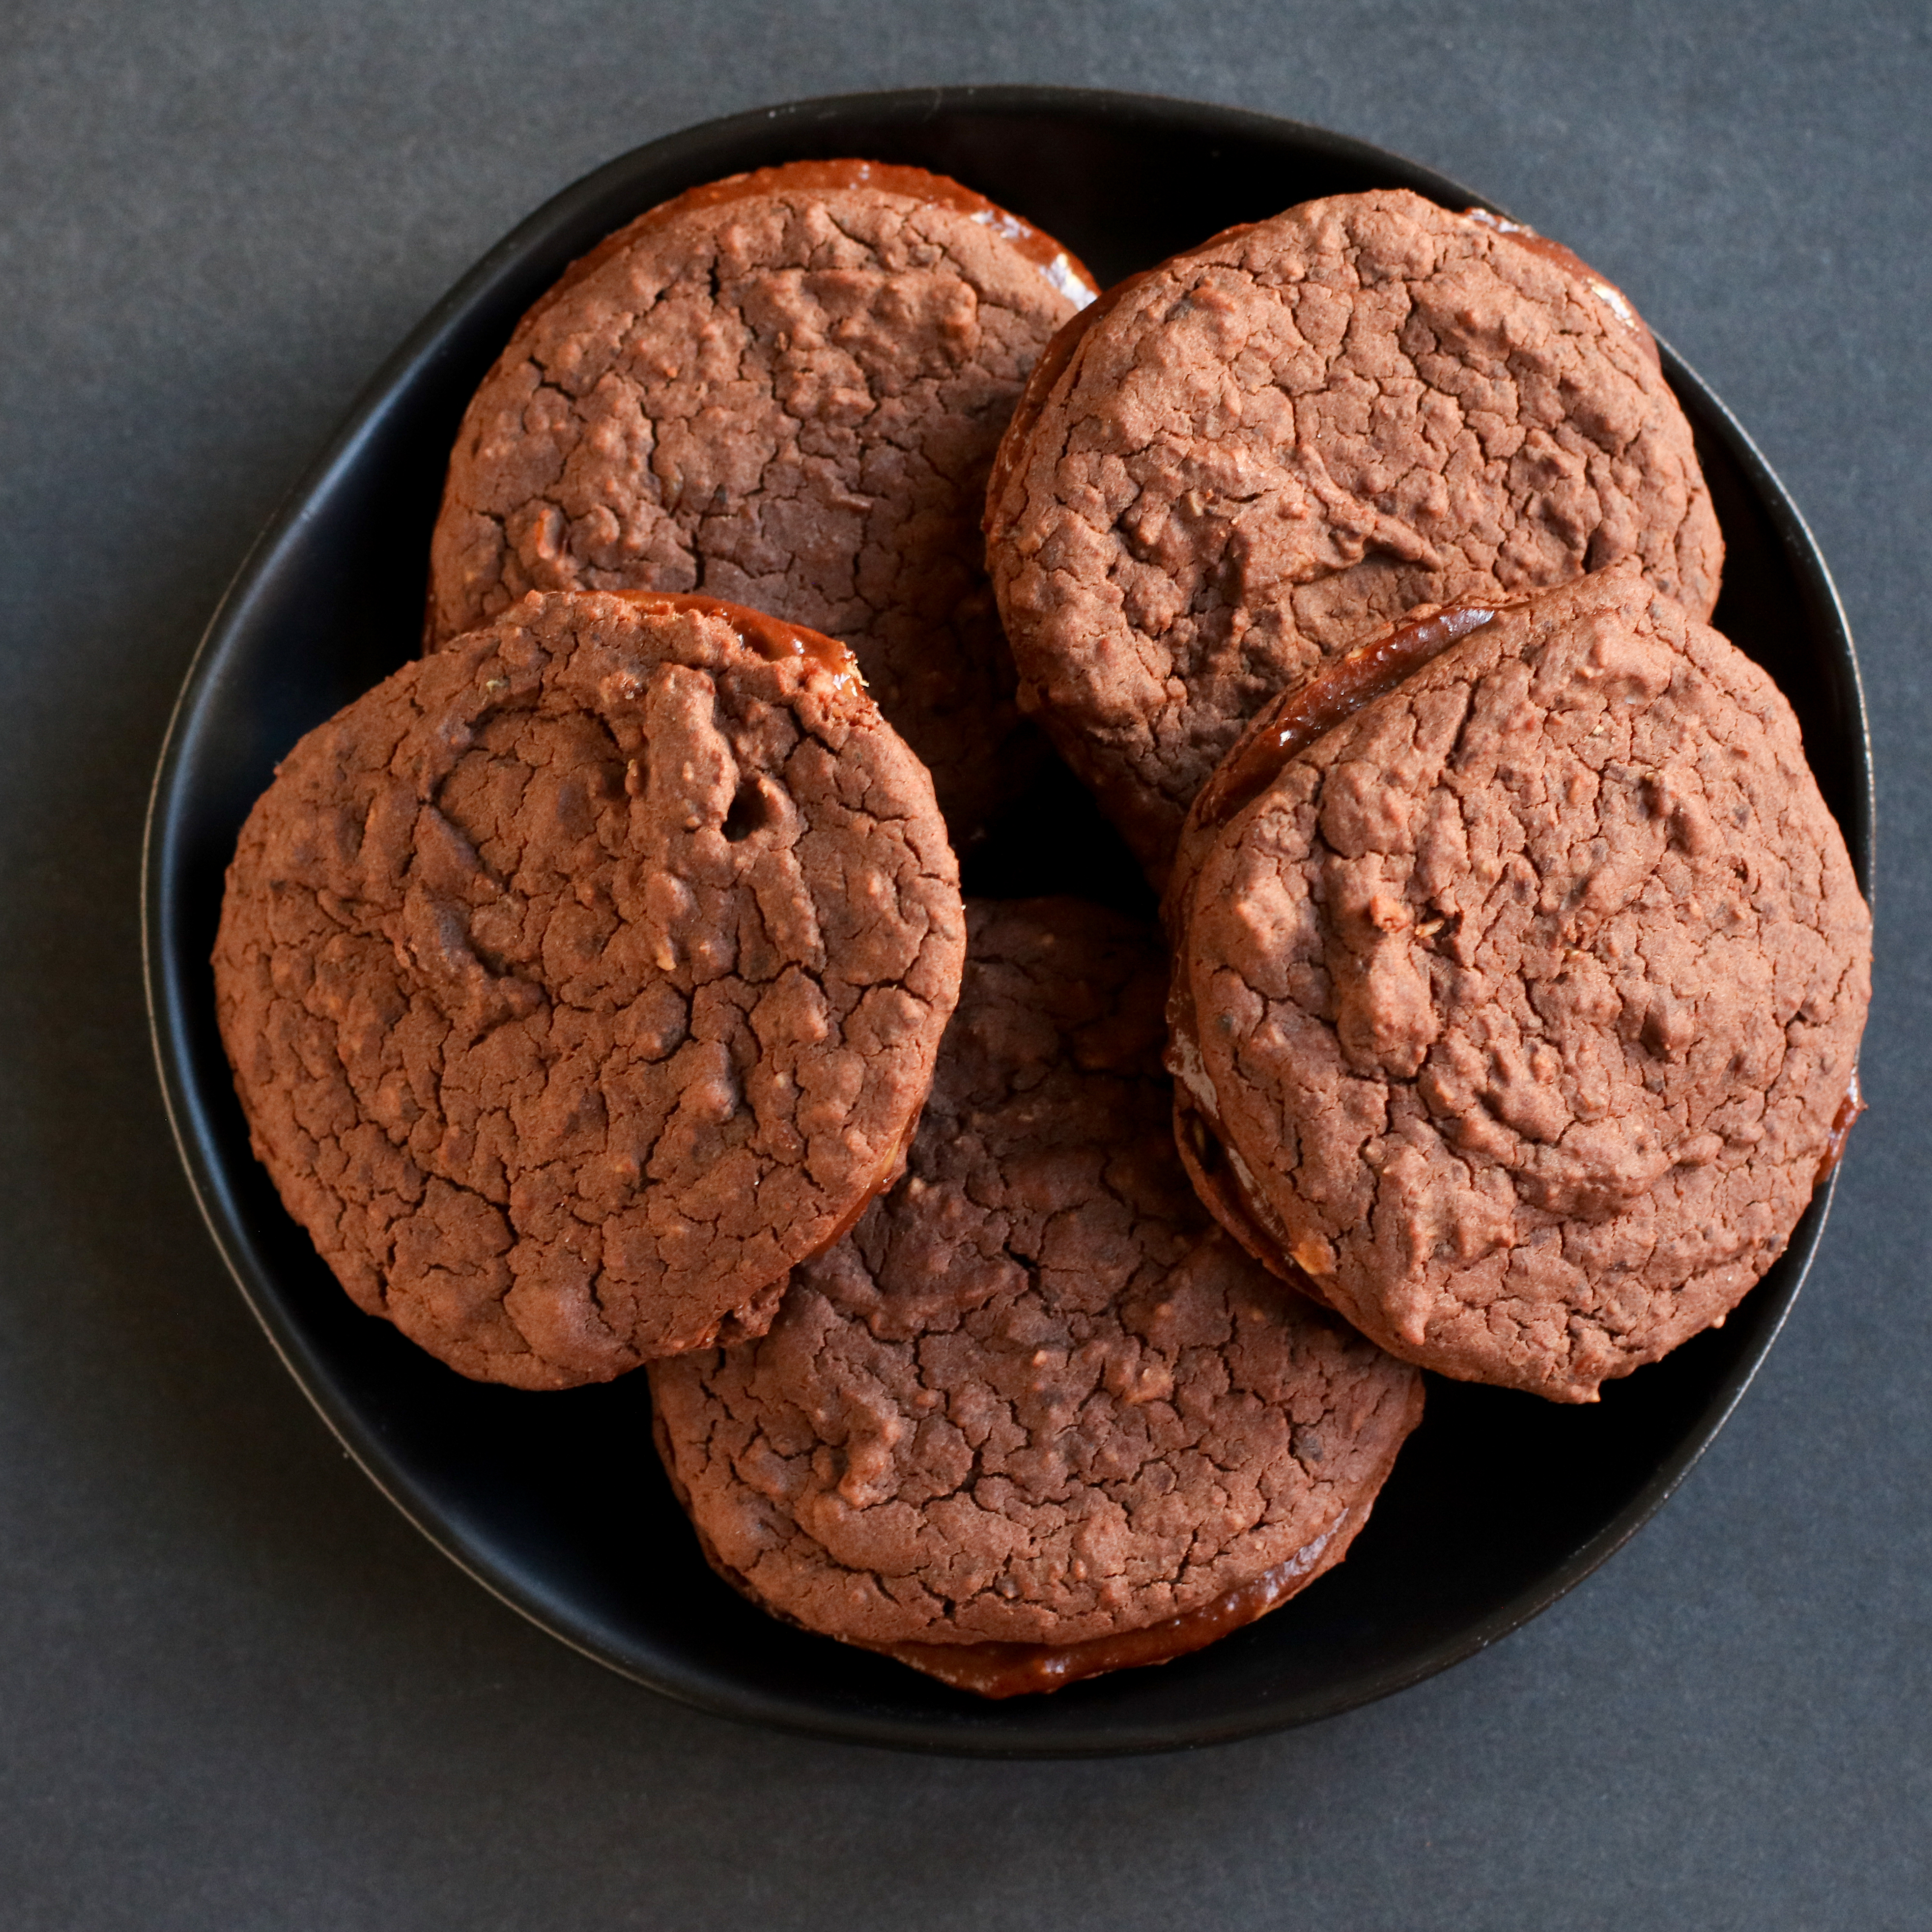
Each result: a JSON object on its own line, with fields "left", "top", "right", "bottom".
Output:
{"left": 429, "top": 159, "right": 1097, "bottom": 842}
{"left": 651, "top": 898, "right": 1423, "bottom": 1693}
{"left": 986, "top": 188, "right": 1724, "bottom": 882}
{"left": 214, "top": 589, "right": 966, "bottom": 1388}
{"left": 1167, "top": 562, "right": 1869, "bottom": 1402}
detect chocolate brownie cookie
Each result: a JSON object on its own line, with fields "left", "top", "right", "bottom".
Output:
{"left": 213, "top": 589, "right": 966, "bottom": 1389}
{"left": 985, "top": 188, "right": 1724, "bottom": 882}
{"left": 1171, "top": 562, "right": 1869, "bottom": 1403}
{"left": 649, "top": 899, "right": 1423, "bottom": 1694}
{"left": 428, "top": 160, "right": 1097, "bottom": 840}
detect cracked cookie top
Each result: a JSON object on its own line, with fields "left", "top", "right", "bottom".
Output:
{"left": 649, "top": 898, "right": 1422, "bottom": 1658}
{"left": 985, "top": 187, "right": 1724, "bottom": 884}
{"left": 213, "top": 589, "right": 966, "bottom": 1389}
{"left": 1177, "top": 562, "right": 1869, "bottom": 1403}
{"left": 426, "top": 160, "right": 1097, "bottom": 843}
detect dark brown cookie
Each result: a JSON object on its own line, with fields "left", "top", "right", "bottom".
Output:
{"left": 427, "top": 159, "right": 1097, "bottom": 842}
{"left": 986, "top": 188, "right": 1725, "bottom": 883}
{"left": 213, "top": 589, "right": 966, "bottom": 1389}
{"left": 1173, "top": 562, "right": 1870, "bottom": 1403}
{"left": 649, "top": 899, "right": 1423, "bottom": 1693}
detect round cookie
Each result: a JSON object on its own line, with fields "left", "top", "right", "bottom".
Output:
{"left": 428, "top": 160, "right": 1097, "bottom": 841}
{"left": 985, "top": 187, "right": 1725, "bottom": 883}
{"left": 649, "top": 898, "right": 1424, "bottom": 1694}
{"left": 1174, "top": 561, "right": 1870, "bottom": 1403}
{"left": 213, "top": 589, "right": 966, "bottom": 1390}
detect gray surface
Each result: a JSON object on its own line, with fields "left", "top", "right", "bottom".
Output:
{"left": 1, "top": 0, "right": 1926, "bottom": 1924}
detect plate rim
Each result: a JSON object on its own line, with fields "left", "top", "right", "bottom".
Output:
{"left": 141, "top": 83, "right": 1874, "bottom": 1758}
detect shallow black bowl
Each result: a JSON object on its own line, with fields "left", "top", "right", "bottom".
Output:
{"left": 142, "top": 86, "right": 1872, "bottom": 1757}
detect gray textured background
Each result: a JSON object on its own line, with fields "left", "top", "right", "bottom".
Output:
{"left": 3, "top": 2, "right": 1927, "bottom": 1925}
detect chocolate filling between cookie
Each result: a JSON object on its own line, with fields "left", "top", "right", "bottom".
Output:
{"left": 610, "top": 588, "right": 862, "bottom": 687}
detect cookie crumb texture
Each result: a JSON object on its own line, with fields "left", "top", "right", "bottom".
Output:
{"left": 651, "top": 899, "right": 1421, "bottom": 1652}
{"left": 429, "top": 164, "right": 1093, "bottom": 838}
{"left": 213, "top": 591, "right": 965, "bottom": 1389}
{"left": 1186, "top": 564, "right": 1870, "bottom": 1402}
{"left": 988, "top": 188, "right": 1724, "bottom": 879}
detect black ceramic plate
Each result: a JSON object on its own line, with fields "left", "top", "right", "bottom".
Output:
{"left": 142, "top": 86, "right": 1872, "bottom": 1758}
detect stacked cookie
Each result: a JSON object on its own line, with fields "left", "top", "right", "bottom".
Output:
{"left": 986, "top": 185, "right": 1867, "bottom": 1402}
{"left": 1161, "top": 566, "right": 1868, "bottom": 1402}
{"left": 214, "top": 165, "right": 1868, "bottom": 1696}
